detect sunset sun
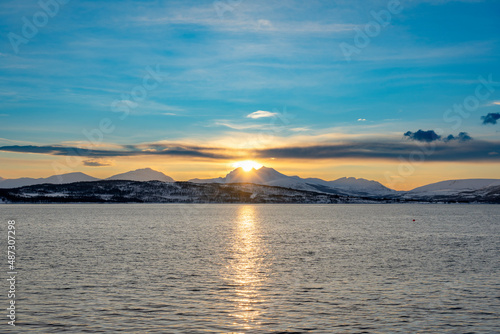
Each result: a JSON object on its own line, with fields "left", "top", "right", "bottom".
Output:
{"left": 232, "top": 160, "right": 263, "bottom": 172}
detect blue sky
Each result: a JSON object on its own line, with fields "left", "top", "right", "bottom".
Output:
{"left": 1, "top": 0, "right": 499, "bottom": 188}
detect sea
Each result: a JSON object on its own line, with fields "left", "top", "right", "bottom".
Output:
{"left": 1, "top": 204, "right": 499, "bottom": 333}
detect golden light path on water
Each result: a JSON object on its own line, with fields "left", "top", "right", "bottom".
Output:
{"left": 225, "top": 205, "right": 269, "bottom": 331}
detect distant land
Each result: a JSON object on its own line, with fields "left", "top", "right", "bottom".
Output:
{"left": 1, "top": 167, "right": 499, "bottom": 204}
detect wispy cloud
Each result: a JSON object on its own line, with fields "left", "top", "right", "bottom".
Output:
{"left": 289, "top": 127, "right": 310, "bottom": 132}
{"left": 246, "top": 110, "right": 277, "bottom": 119}
{"left": 131, "top": 6, "right": 357, "bottom": 34}
{"left": 255, "top": 140, "right": 499, "bottom": 162}
{"left": 213, "top": 121, "right": 262, "bottom": 130}
{"left": 3, "top": 137, "right": 500, "bottom": 162}
{"left": 0, "top": 144, "right": 230, "bottom": 159}
{"left": 83, "top": 159, "right": 114, "bottom": 167}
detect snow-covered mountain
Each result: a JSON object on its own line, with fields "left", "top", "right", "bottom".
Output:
{"left": 327, "top": 177, "right": 397, "bottom": 195}
{"left": 405, "top": 179, "right": 500, "bottom": 197}
{"left": 2, "top": 167, "right": 498, "bottom": 202}
{"left": 0, "top": 172, "right": 99, "bottom": 189}
{"left": 189, "top": 166, "right": 396, "bottom": 196}
{"left": 0, "top": 168, "right": 173, "bottom": 188}
{"left": 0, "top": 180, "right": 371, "bottom": 204}
{"left": 190, "top": 167, "right": 321, "bottom": 192}
{"left": 106, "top": 168, "right": 174, "bottom": 182}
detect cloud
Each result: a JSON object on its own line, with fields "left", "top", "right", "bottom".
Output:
{"left": 481, "top": 113, "right": 500, "bottom": 125}
{"left": 214, "top": 121, "right": 261, "bottom": 130}
{"left": 83, "top": 159, "right": 114, "bottom": 167}
{"left": 404, "top": 130, "right": 442, "bottom": 142}
{"left": 357, "top": 118, "right": 366, "bottom": 122}
{"left": 444, "top": 132, "right": 473, "bottom": 142}
{"left": 255, "top": 140, "right": 500, "bottom": 162}
{"left": 3, "top": 138, "right": 500, "bottom": 162}
{"left": 404, "top": 130, "right": 473, "bottom": 143}
{"left": 257, "top": 19, "right": 273, "bottom": 30}
{"left": 0, "top": 144, "right": 228, "bottom": 159}
{"left": 290, "top": 127, "right": 310, "bottom": 132}
{"left": 246, "top": 110, "right": 277, "bottom": 119}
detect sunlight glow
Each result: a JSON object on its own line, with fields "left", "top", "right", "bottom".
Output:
{"left": 232, "top": 160, "right": 263, "bottom": 172}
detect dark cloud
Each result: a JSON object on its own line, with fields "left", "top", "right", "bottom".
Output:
{"left": 2, "top": 139, "right": 500, "bottom": 162}
{"left": 404, "top": 130, "right": 441, "bottom": 142}
{"left": 83, "top": 159, "right": 113, "bottom": 167}
{"left": 481, "top": 113, "right": 500, "bottom": 125}
{"left": 255, "top": 141, "right": 500, "bottom": 162}
{"left": 405, "top": 130, "right": 473, "bottom": 143}
{"left": 444, "top": 132, "right": 473, "bottom": 142}
{"left": 0, "top": 145, "right": 228, "bottom": 159}
{"left": 457, "top": 132, "right": 473, "bottom": 142}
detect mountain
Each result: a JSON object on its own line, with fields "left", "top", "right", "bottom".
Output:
{"left": 189, "top": 167, "right": 396, "bottom": 196}
{"left": 1, "top": 167, "right": 498, "bottom": 203}
{"left": 190, "top": 167, "right": 321, "bottom": 192}
{"left": 0, "top": 180, "right": 380, "bottom": 204}
{"left": 0, "top": 168, "right": 174, "bottom": 188}
{"left": 327, "top": 177, "right": 395, "bottom": 195}
{"left": 0, "top": 172, "right": 99, "bottom": 189}
{"left": 1, "top": 179, "right": 498, "bottom": 204}
{"left": 106, "top": 168, "right": 174, "bottom": 182}
{"left": 405, "top": 179, "right": 500, "bottom": 198}
{"left": 225, "top": 167, "right": 315, "bottom": 191}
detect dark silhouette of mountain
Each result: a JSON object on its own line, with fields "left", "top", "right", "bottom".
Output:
{"left": 0, "top": 168, "right": 174, "bottom": 188}
{"left": 106, "top": 168, "right": 174, "bottom": 182}
{"left": 0, "top": 172, "right": 99, "bottom": 189}
{"left": 1, "top": 167, "right": 499, "bottom": 203}
{"left": 190, "top": 166, "right": 396, "bottom": 196}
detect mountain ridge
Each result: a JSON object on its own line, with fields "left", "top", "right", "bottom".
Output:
{"left": 1, "top": 179, "right": 499, "bottom": 204}
{"left": 106, "top": 168, "right": 174, "bottom": 182}
{"left": 189, "top": 166, "right": 396, "bottom": 196}
{"left": 0, "top": 172, "right": 99, "bottom": 189}
{"left": 0, "top": 168, "right": 173, "bottom": 189}
{"left": 0, "top": 167, "right": 499, "bottom": 201}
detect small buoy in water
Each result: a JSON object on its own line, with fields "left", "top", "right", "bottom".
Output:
{"left": 413, "top": 219, "right": 416, "bottom": 222}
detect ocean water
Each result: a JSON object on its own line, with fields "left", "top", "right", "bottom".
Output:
{"left": 1, "top": 204, "right": 499, "bottom": 333}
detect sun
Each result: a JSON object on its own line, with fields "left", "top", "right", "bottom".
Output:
{"left": 232, "top": 160, "right": 263, "bottom": 172}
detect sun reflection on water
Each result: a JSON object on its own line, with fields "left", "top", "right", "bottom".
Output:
{"left": 225, "top": 205, "right": 269, "bottom": 330}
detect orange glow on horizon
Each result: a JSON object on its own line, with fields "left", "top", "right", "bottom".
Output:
{"left": 1, "top": 154, "right": 500, "bottom": 192}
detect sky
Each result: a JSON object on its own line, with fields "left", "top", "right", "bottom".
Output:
{"left": 0, "top": 0, "right": 499, "bottom": 190}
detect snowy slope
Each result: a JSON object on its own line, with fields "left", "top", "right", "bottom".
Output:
{"left": 0, "top": 172, "right": 99, "bottom": 189}
{"left": 190, "top": 167, "right": 316, "bottom": 191}
{"left": 406, "top": 179, "right": 500, "bottom": 197}
{"left": 106, "top": 168, "right": 174, "bottom": 182}
{"left": 189, "top": 167, "right": 396, "bottom": 196}
{"left": 326, "top": 177, "right": 395, "bottom": 195}
{"left": 0, "top": 168, "right": 173, "bottom": 189}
